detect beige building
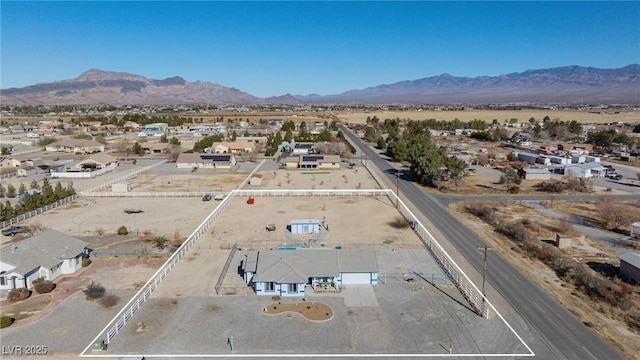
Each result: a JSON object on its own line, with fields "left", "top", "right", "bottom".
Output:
{"left": 282, "top": 154, "right": 341, "bottom": 170}
{"left": 45, "top": 139, "right": 105, "bottom": 154}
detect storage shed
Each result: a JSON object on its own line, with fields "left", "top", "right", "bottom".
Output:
{"left": 249, "top": 175, "right": 263, "bottom": 186}
{"left": 112, "top": 182, "right": 131, "bottom": 193}
{"left": 289, "top": 219, "right": 321, "bottom": 234}
{"left": 521, "top": 168, "right": 551, "bottom": 180}
{"left": 619, "top": 252, "right": 640, "bottom": 284}
{"left": 631, "top": 222, "right": 640, "bottom": 239}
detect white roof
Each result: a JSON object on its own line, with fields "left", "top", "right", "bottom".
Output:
{"left": 620, "top": 252, "right": 640, "bottom": 269}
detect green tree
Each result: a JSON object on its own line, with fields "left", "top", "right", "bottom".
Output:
{"left": 169, "top": 137, "right": 181, "bottom": 145}
{"left": 30, "top": 180, "right": 40, "bottom": 190}
{"left": 37, "top": 136, "right": 58, "bottom": 146}
{"left": 329, "top": 120, "right": 338, "bottom": 131}
{"left": 1, "top": 201, "right": 14, "bottom": 221}
{"left": 376, "top": 137, "right": 387, "bottom": 150}
{"left": 159, "top": 134, "right": 169, "bottom": 143}
{"left": 41, "top": 178, "right": 56, "bottom": 203}
{"left": 274, "top": 131, "right": 283, "bottom": 145}
{"left": 0, "top": 184, "right": 5, "bottom": 198}
{"left": 193, "top": 134, "right": 224, "bottom": 153}
{"left": 567, "top": 120, "right": 583, "bottom": 134}
{"left": 132, "top": 142, "right": 144, "bottom": 155}
{"left": 53, "top": 181, "right": 65, "bottom": 199}
{"left": 6, "top": 184, "right": 16, "bottom": 198}
{"left": 317, "top": 129, "right": 332, "bottom": 142}
{"left": 284, "top": 129, "right": 293, "bottom": 143}
{"left": 231, "top": 131, "right": 238, "bottom": 141}
{"left": 408, "top": 140, "right": 444, "bottom": 186}
{"left": 18, "top": 183, "right": 26, "bottom": 194}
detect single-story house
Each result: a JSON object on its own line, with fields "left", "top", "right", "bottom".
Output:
{"left": 144, "top": 123, "right": 169, "bottom": 132}
{"left": 176, "top": 153, "right": 237, "bottom": 169}
{"left": 17, "top": 188, "right": 42, "bottom": 201}
{"left": 242, "top": 249, "right": 379, "bottom": 296}
{"left": 519, "top": 168, "right": 551, "bottom": 181}
{"left": 0, "top": 230, "right": 89, "bottom": 291}
{"left": 45, "top": 139, "right": 105, "bottom": 154}
{"left": 564, "top": 163, "right": 607, "bottom": 178}
{"left": 141, "top": 142, "right": 170, "bottom": 154}
{"left": 0, "top": 157, "right": 23, "bottom": 168}
{"left": 619, "top": 252, "right": 640, "bottom": 284}
{"left": 210, "top": 142, "right": 255, "bottom": 154}
{"left": 282, "top": 155, "right": 341, "bottom": 170}
{"left": 74, "top": 154, "right": 117, "bottom": 170}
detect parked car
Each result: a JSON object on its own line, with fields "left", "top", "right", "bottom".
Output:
{"left": 2, "top": 226, "right": 28, "bottom": 236}
{"left": 609, "top": 174, "right": 623, "bottom": 180}
{"left": 214, "top": 193, "right": 225, "bottom": 201}
{"left": 202, "top": 194, "right": 212, "bottom": 201}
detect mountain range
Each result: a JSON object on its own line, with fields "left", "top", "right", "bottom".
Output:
{"left": 1, "top": 65, "right": 639, "bottom": 106}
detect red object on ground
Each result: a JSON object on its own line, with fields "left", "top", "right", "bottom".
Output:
{"left": 247, "top": 197, "right": 255, "bottom": 205}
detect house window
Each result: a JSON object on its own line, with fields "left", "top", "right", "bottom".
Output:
{"left": 289, "top": 283, "right": 298, "bottom": 293}
{"left": 266, "top": 282, "right": 275, "bottom": 291}
{"left": 0, "top": 277, "right": 5, "bottom": 286}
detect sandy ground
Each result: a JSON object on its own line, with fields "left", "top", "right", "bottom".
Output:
{"left": 336, "top": 109, "right": 640, "bottom": 124}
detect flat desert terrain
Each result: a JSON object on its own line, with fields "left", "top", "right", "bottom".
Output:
{"left": 336, "top": 109, "right": 640, "bottom": 124}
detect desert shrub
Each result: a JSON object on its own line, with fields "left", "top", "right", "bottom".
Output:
{"left": 0, "top": 316, "right": 14, "bottom": 329}
{"left": 508, "top": 185, "right": 520, "bottom": 194}
{"left": 117, "top": 225, "right": 129, "bottom": 236}
{"left": 84, "top": 281, "right": 105, "bottom": 299}
{"left": 95, "top": 227, "right": 105, "bottom": 236}
{"left": 100, "top": 293, "right": 119, "bottom": 308}
{"left": 32, "top": 277, "right": 44, "bottom": 285}
{"left": 34, "top": 280, "right": 55, "bottom": 294}
{"left": 7, "top": 288, "right": 30, "bottom": 303}
{"left": 500, "top": 221, "right": 532, "bottom": 243}
{"left": 626, "top": 311, "right": 640, "bottom": 332}
{"left": 535, "top": 180, "right": 564, "bottom": 193}
{"left": 389, "top": 216, "right": 411, "bottom": 229}
{"left": 82, "top": 258, "right": 92, "bottom": 267}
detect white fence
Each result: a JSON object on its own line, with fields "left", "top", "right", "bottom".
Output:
{"left": 97, "top": 187, "right": 486, "bottom": 347}
{"left": 103, "top": 190, "right": 236, "bottom": 344}
{"left": 84, "top": 191, "right": 221, "bottom": 198}
{"left": 79, "top": 159, "right": 169, "bottom": 195}
{"left": 1, "top": 160, "right": 169, "bottom": 228}
{"left": 50, "top": 163, "right": 117, "bottom": 179}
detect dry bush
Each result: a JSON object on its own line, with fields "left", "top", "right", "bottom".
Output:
{"left": 508, "top": 185, "right": 520, "bottom": 194}
{"left": 389, "top": 216, "right": 411, "bottom": 229}
{"left": 34, "top": 280, "right": 55, "bottom": 294}
{"left": 501, "top": 221, "right": 533, "bottom": 243}
{"left": 84, "top": 281, "right": 106, "bottom": 299}
{"left": 7, "top": 288, "right": 30, "bottom": 303}
{"left": 558, "top": 218, "right": 573, "bottom": 233}
{"left": 100, "top": 293, "right": 119, "bottom": 308}
{"left": 117, "top": 226, "right": 129, "bottom": 236}
{"left": 596, "top": 197, "right": 634, "bottom": 230}
{"left": 535, "top": 180, "right": 565, "bottom": 193}
{"left": 626, "top": 311, "right": 640, "bottom": 332}
{"left": 95, "top": 227, "right": 105, "bottom": 236}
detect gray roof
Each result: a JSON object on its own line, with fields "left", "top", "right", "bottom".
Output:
{"left": 251, "top": 249, "right": 378, "bottom": 284}
{"left": 0, "top": 230, "right": 88, "bottom": 275}
{"left": 620, "top": 252, "right": 640, "bottom": 269}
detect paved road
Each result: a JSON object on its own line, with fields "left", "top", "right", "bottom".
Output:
{"left": 339, "top": 124, "right": 626, "bottom": 360}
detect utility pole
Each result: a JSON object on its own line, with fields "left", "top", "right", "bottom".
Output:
{"left": 477, "top": 245, "right": 493, "bottom": 318}
{"left": 395, "top": 169, "right": 401, "bottom": 209}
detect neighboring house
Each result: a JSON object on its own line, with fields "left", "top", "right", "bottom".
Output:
{"left": 242, "top": 249, "right": 379, "bottom": 297}
{"left": 17, "top": 188, "right": 42, "bottom": 201}
{"left": 0, "top": 157, "right": 23, "bottom": 168}
{"left": 45, "top": 139, "right": 105, "bottom": 154}
{"left": 176, "top": 153, "right": 237, "bottom": 169}
{"left": 145, "top": 123, "right": 169, "bottom": 132}
{"left": 211, "top": 142, "right": 255, "bottom": 154}
{"left": 0, "top": 230, "right": 89, "bottom": 291}
{"left": 74, "top": 154, "right": 117, "bottom": 170}
{"left": 141, "top": 142, "right": 170, "bottom": 154}
{"left": 282, "top": 155, "right": 341, "bottom": 170}
{"left": 564, "top": 163, "right": 607, "bottom": 178}
{"left": 619, "top": 252, "right": 640, "bottom": 284}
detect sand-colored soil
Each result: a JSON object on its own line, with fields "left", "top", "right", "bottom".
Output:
{"left": 336, "top": 109, "right": 640, "bottom": 124}
{"left": 263, "top": 301, "right": 333, "bottom": 322}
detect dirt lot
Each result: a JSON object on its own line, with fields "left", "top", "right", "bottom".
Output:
{"left": 337, "top": 109, "right": 640, "bottom": 124}
{"left": 450, "top": 201, "right": 640, "bottom": 359}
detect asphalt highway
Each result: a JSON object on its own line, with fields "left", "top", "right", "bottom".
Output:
{"left": 340, "top": 124, "right": 627, "bottom": 360}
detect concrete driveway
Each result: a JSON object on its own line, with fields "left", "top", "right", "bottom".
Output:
{"left": 343, "top": 284, "right": 378, "bottom": 307}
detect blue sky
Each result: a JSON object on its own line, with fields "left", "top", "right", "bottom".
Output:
{"left": 1, "top": 1, "right": 639, "bottom": 97}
